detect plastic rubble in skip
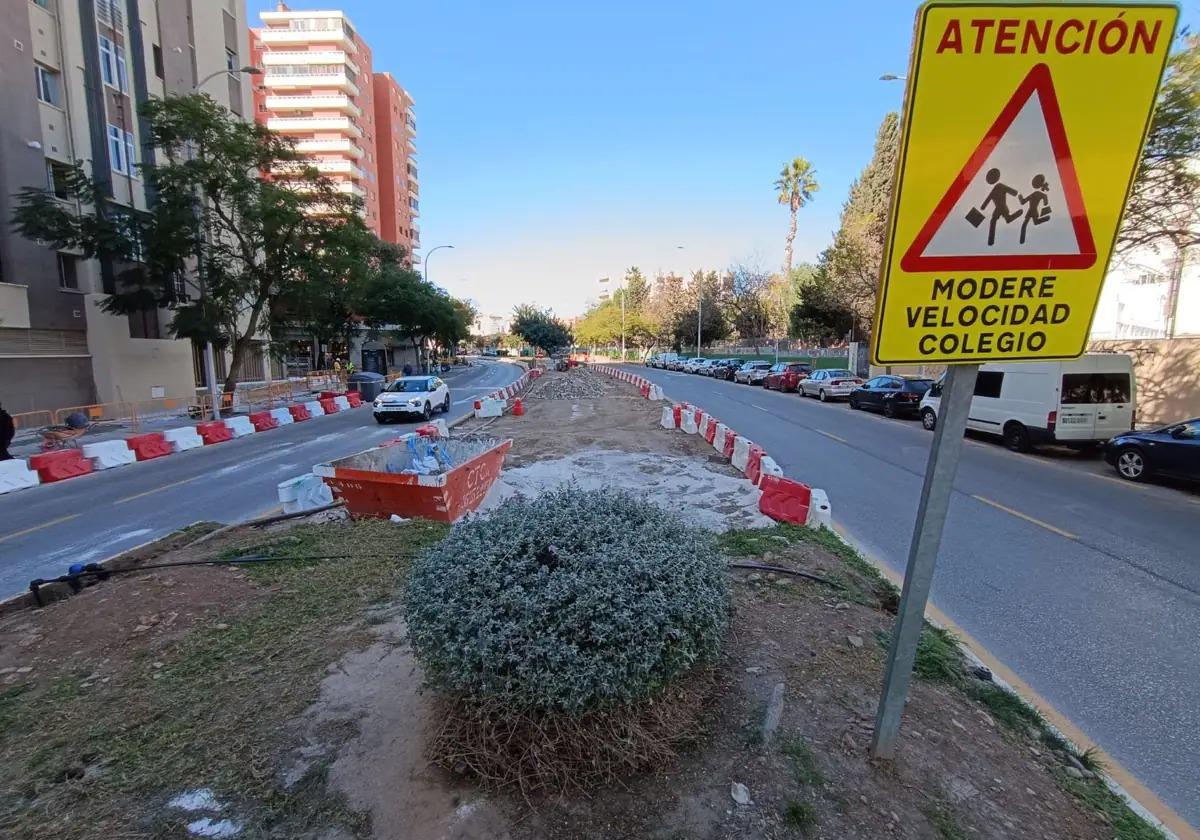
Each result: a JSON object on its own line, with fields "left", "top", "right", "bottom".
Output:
{"left": 313, "top": 434, "right": 512, "bottom": 523}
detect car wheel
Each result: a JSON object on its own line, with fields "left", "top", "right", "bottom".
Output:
{"left": 882, "top": 400, "right": 897, "bottom": 419}
{"left": 921, "top": 408, "right": 937, "bottom": 431}
{"left": 849, "top": 396, "right": 860, "bottom": 410}
{"left": 423, "top": 402, "right": 433, "bottom": 422}
{"left": 1115, "top": 448, "right": 1149, "bottom": 481}
{"left": 1003, "top": 422, "right": 1031, "bottom": 453}
{"left": 818, "top": 389, "right": 828, "bottom": 402}
{"left": 442, "top": 394, "right": 451, "bottom": 413}
{"left": 374, "top": 415, "right": 386, "bottom": 425}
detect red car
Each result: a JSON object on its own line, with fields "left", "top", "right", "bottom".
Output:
{"left": 763, "top": 362, "right": 813, "bottom": 392}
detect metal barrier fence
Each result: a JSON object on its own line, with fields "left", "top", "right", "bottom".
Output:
{"left": 52, "top": 402, "right": 139, "bottom": 427}
{"left": 12, "top": 410, "right": 54, "bottom": 433}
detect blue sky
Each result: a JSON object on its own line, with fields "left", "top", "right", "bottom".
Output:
{"left": 252, "top": 1, "right": 1197, "bottom": 320}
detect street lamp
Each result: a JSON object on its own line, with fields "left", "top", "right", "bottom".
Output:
{"left": 879, "top": 73, "right": 907, "bottom": 81}
{"left": 423, "top": 244, "right": 455, "bottom": 286}
{"left": 191, "top": 65, "right": 262, "bottom": 419}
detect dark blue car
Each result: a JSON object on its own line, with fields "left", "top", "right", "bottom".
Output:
{"left": 1104, "top": 418, "right": 1200, "bottom": 483}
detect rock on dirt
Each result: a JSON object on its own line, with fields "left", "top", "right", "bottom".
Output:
{"left": 730, "top": 782, "right": 752, "bottom": 806}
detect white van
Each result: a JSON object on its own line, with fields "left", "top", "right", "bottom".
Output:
{"left": 918, "top": 354, "right": 1136, "bottom": 451}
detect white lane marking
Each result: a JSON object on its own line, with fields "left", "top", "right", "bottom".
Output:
{"left": 752, "top": 404, "right": 771, "bottom": 412}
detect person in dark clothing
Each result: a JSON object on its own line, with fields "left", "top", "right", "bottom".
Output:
{"left": 0, "top": 403, "right": 15, "bottom": 461}
{"left": 403, "top": 363, "right": 413, "bottom": 377}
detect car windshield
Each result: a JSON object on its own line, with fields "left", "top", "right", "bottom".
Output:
{"left": 746, "top": 362, "right": 770, "bottom": 369}
{"left": 385, "top": 378, "right": 434, "bottom": 393}
{"left": 905, "top": 379, "right": 934, "bottom": 392}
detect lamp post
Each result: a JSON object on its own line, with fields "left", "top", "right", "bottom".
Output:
{"left": 421, "top": 245, "right": 455, "bottom": 372}
{"left": 191, "top": 65, "right": 262, "bottom": 419}
{"left": 879, "top": 73, "right": 908, "bottom": 81}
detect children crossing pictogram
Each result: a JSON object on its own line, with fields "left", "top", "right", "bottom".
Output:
{"left": 901, "top": 63, "right": 1096, "bottom": 271}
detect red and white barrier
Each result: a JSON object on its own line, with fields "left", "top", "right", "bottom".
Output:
{"left": 333, "top": 395, "right": 352, "bottom": 412}
{"left": 305, "top": 400, "right": 326, "bottom": 418}
{"left": 82, "top": 440, "right": 137, "bottom": 470}
{"left": 661, "top": 405, "right": 677, "bottom": 429}
{"left": 164, "top": 426, "right": 203, "bottom": 452}
{"left": 731, "top": 436, "right": 753, "bottom": 472}
{"left": 224, "top": 416, "right": 256, "bottom": 438}
{"left": 269, "top": 407, "right": 295, "bottom": 426}
{"left": 713, "top": 423, "right": 731, "bottom": 454}
{"left": 758, "top": 455, "right": 784, "bottom": 485}
{"left": 680, "top": 409, "right": 699, "bottom": 434}
{"left": 0, "top": 459, "right": 40, "bottom": 494}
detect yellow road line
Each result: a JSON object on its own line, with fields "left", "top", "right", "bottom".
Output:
{"left": 816, "top": 429, "right": 849, "bottom": 444}
{"left": 832, "top": 524, "right": 1198, "bottom": 840}
{"left": 0, "top": 513, "right": 81, "bottom": 544}
{"left": 114, "top": 474, "right": 205, "bottom": 504}
{"left": 971, "top": 494, "right": 1078, "bottom": 540}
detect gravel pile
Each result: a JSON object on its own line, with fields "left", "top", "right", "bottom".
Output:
{"left": 530, "top": 368, "right": 622, "bottom": 400}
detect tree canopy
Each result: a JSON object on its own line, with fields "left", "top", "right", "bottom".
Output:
{"left": 511, "top": 304, "right": 573, "bottom": 354}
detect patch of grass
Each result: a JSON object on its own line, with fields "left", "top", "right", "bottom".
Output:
{"left": 781, "top": 798, "right": 817, "bottom": 834}
{"left": 922, "top": 802, "right": 968, "bottom": 840}
{"left": 1078, "top": 746, "right": 1105, "bottom": 774}
{"left": 966, "top": 682, "right": 1045, "bottom": 731}
{"left": 781, "top": 734, "right": 824, "bottom": 787}
{"left": 1059, "top": 775, "right": 1166, "bottom": 840}
{"left": 718, "top": 524, "right": 802, "bottom": 557}
{"left": 873, "top": 626, "right": 963, "bottom": 683}
{"left": 0, "top": 518, "right": 448, "bottom": 840}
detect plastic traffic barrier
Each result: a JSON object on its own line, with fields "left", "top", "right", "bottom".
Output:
{"left": 672, "top": 405, "right": 683, "bottom": 428}
{"left": 29, "top": 449, "right": 93, "bottom": 483}
{"left": 0, "top": 459, "right": 41, "bottom": 494}
{"left": 249, "top": 411, "right": 280, "bottom": 432}
{"left": 722, "top": 429, "right": 737, "bottom": 458}
{"left": 680, "top": 409, "right": 699, "bottom": 434}
{"left": 702, "top": 415, "right": 719, "bottom": 445}
{"left": 82, "top": 440, "right": 137, "bottom": 470}
{"left": 304, "top": 400, "right": 326, "bottom": 418}
{"left": 474, "top": 398, "right": 504, "bottom": 419}
{"left": 346, "top": 392, "right": 363, "bottom": 408}
{"left": 224, "top": 416, "right": 255, "bottom": 438}
{"left": 196, "top": 421, "right": 233, "bottom": 445}
{"left": 713, "top": 423, "right": 731, "bottom": 453}
{"left": 319, "top": 397, "right": 339, "bottom": 415}
{"left": 758, "top": 475, "right": 813, "bottom": 526}
{"left": 164, "top": 426, "right": 204, "bottom": 452}
{"left": 126, "top": 432, "right": 173, "bottom": 461}
{"left": 660, "top": 405, "right": 677, "bottom": 429}
{"left": 731, "top": 436, "right": 753, "bottom": 472}
{"left": 745, "top": 445, "right": 766, "bottom": 485}
{"left": 648, "top": 384, "right": 664, "bottom": 400}
{"left": 640, "top": 383, "right": 651, "bottom": 398}
{"left": 807, "top": 489, "right": 832, "bottom": 529}
{"left": 270, "top": 407, "right": 296, "bottom": 426}
{"left": 334, "top": 395, "right": 352, "bottom": 412}
{"left": 758, "top": 455, "right": 784, "bottom": 485}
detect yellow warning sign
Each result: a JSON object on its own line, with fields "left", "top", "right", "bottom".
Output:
{"left": 871, "top": 2, "right": 1178, "bottom": 365}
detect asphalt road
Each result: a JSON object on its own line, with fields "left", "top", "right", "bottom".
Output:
{"left": 629, "top": 364, "right": 1200, "bottom": 830}
{"left": 0, "top": 360, "right": 522, "bottom": 598}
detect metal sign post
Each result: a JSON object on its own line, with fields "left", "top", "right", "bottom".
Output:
{"left": 870, "top": 362, "right": 977, "bottom": 758}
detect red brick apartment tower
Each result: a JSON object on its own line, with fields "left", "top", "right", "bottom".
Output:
{"left": 372, "top": 72, "right": 419, "bottom": 257}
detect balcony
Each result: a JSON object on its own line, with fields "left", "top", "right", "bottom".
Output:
{"left": 272, "top": 159, "right": 364, "bottom": 180}
{"left": 267, "top": 115, "right": 363, "bottom": 138}
{"left": 293, "top": 137, "right": 363, "bottom": 158}
{"left": 258, "top": 24, "right": 356, "bottom": 52}
{"left": 262, "top": 69, "right": 358, "bottom": 97}
{"left": 260, "top": 50, "right": 359, "bottom": 76}
{"left": 264, "top": 94, "right": 360, "bottom": 116}
{"left": 283, "top": 180, "right": 366, "bottom": 198}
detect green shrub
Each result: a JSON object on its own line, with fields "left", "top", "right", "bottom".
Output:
{"left": 405, "top": 487, "right": 730, "bottom": 714}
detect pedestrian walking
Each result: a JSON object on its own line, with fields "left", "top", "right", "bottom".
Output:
{"left": 0, "top": 402, "right": 15, "bottom": 461}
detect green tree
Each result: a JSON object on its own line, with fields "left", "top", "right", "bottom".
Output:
{"left": 11, "top": 93, "right": 364, "bottom": 393}
{"left": 1119, "top": 34, "right": 1200, "bottom": 253}
{"left": 788, "top": 260, "right": 854, "bottom": 343}
{"left": 511, "top": 304, "right": 573, "bottom": 354}
{"left": 774, "top": 157, "right": 820, "bottom": 274}
{"left": 622, "top": 266, "right": 651, "bottom": 312}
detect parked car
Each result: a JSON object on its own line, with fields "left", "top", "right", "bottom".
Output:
{"left": 372, "top": 376, "right": 451, "bottom": 423}
{"left": 681, "top": 357, "right": 707, "bottom": 373}
{"left": 734, "top": 361, "right": 773, "bottom": 385}
{"left": 800, "top": 369, "right": 863, "bottom": 401}
{"left": 763, "top": 362, "right": 813, "bottom": 392}
{"left": 849, "top": 375, "right": 934, "bottom": 418}
{"left": 650, "top": 352, "right": 679, "bottom": 369}
{"left": 699, "top": 359, "right": 726, "bottom": 376}
{"left": 711, "top": 358, "right": 746, "bottom": 381}
{"left": 670, "top": 357, "right": 694, "bottom": 372}
{"left": 1104, "top": 419, "right": 1200, "bottom": 483}
{"left": 917, "top": 354, "right": 1136, "bottom": 452}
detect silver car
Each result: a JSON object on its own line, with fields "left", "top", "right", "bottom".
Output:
{"left": 734, "top": 361, "right": 772, "bottom": 384}
{"left": 799, "top": 369, "right": 863, "bottom": 401}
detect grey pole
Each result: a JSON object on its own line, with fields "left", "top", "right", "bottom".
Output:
{"left": 422, "top": 245, "right": 455, "bottom": 373}
{"left": 870, "top": 363, "right": 979, "bottom": 758}
{"left": 620, "top": 280, "right": 626, "bottom": 362}
{"left": 696, "top": 284, "right": 703, "bottom": 355}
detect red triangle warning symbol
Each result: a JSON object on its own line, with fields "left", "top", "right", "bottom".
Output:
{"left": 901, "top": 64, "right": 1096, "bottom": 273}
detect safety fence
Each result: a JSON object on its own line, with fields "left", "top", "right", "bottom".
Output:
{"left": 11, "top": 410, "right": 54, "bottom": 433}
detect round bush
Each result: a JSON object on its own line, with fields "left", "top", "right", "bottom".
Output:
{"left": 405, "top": 486, "right": 729, "bottom": 715}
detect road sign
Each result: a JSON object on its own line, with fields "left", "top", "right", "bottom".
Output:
{"left": 872, "top": 1, "right": 1178, "bottom": 365}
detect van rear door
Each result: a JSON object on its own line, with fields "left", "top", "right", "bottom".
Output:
{"left": 1058, "top": 372, "right": 1133, "bottom": 441}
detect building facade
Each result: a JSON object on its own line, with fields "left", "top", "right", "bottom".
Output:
{"left": 250, "top": 4, "right": 418, "bottom": 257}
{"left": 0, "top": 0, "right": 252, "bottom": 415}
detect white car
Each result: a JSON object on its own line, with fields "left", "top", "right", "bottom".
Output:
{"left": 800, "top": 369, "right": 863, "bottom": 401}
{"left": 734, "top": 361, "right": 773, "bottom": 384}
{"left": 682, "top": 357, "right": 707, "bottom": 373}
{"left": 917, "top": 354, "right": 1135, "bottom": 451}
{"left": 373, "top": 376, "right": 451, "bottom": 423}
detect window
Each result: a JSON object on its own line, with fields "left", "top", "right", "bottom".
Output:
{"left": 98, "top": 36, "right": 127, "bottom": 91}
{"left": 56, "top": 253, "right": 78, "bottom": 289}
{"left": 974, "top": 370, "right": 1004, "bottom": 399}
{"left": 46, "top": 160, "right": 70, "bottom": 198}
{"left": 125, "top": 130, "right": 138, "bottom": 176}
{"left": 1061, "top": 373, "right": 1131, "bottom": 405}
{"left": 35, "top": 64, "right": 61, "bottom": 106}
{"left": 152, "top": 43, "right": 164, "bottom": 79}
{"left": 225, "top": 48, "right": 237, "bottom": 72}
{"left": 1169, "top": 421, "right": 1198, "bottom": 439}
{"left": 107, "top": 124, "right": 127, "bottom": 173}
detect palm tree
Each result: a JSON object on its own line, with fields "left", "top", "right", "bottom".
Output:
{"left": 775, "top": 157, "right": 820, "bottom": 275}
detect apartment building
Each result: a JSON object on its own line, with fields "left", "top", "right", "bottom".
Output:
{"left": 0, "top": 0, "right": 252, "bottom": 414}
{"left": 251, "top": 4, "right": 419, "bottom": 257}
